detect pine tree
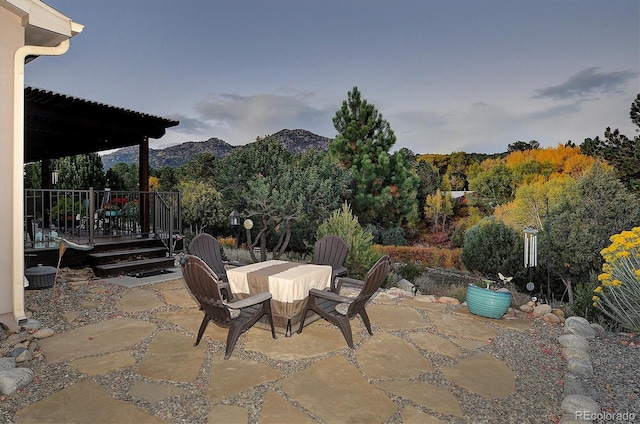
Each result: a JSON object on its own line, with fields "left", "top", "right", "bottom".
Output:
{"left": 330, "top": 87, "right": 418, "bottom": 227}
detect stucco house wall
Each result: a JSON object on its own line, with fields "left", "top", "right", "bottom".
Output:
{"left": 0, "top": 0, "right": 81, "bottom": 327}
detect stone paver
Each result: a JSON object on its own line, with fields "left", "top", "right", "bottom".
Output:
{"left": 79, "top": 300, "right": 99, "bottom": 309}
{"left": 366, "top": 304, "right": 432, "bottom": 331}
{"left": 15, "top": 277, "right": 542, "bottom": 423}
{"left": 69, "top": 350, "right": 136, "bottom": 375}
{"left": 152, "top": 279, "right": 186, "bottom": 290}
{"left": 259, "top": 390, "right": 316, "bottom": 424}
{"left": 410, "top": 331, "right": 463, "bottom": 357}
{"left": 440, "top": 352, "right": 516, "bottom": 399}
{"left": 207, "top": 356, "right": 284, "bottom": 402}
{"left": 129, "top": 381, "right": 187, "bottom": 402}
{"left": 427, "top": 311, "right": 498, "bottom": 340}
{"left": 448, "top": 336, "right": 492, "bottom": 350}
{"left": 117, "top": 287, "right": 164, "bottom": 312}
{"left": 61, "top": 311, "right": 81, "bottom": 323}
{"left": 37, "top": 318, "right": 156, "bottom": 364}
{"left": 161, "top": 287, "right": 197, "bottom": 307}
{"left": 402, "top": 298, "right": 449, "bottom": 311}
{"left": 279, "top": 355, "right": 397, "bottom": 424}
{"left": 357, "top": 332, "right": 433, "bottom": 379}
{"left": 154, "top": 309, "right": 229, "bottom": 344}
{"left": 13, "top": 380, "right": 167, "bottom": 424}
{"left": 245, "top": 320, "right": 362, "bottom": 360}
{"left": 207, "top": 405, "right": 247, "bottom": 424}
{"left": 401, "top": 405, "right": 446, "bottom": 424}
{"left": 137, "top": 330, "right": 206, "bottom": 382}
{"left": 453, "top": 307, "right": 533, "bottom": 330}
{"left": 376, "top": 380, "right": 464, "bottom": 417}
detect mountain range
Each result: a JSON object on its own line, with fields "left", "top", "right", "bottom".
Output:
{"left": 101, "top": 129, "right": 331, "bottom": 170}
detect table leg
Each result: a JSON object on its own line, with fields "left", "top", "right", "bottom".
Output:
{"left": 285, "top": 319, "right": 292, "bottom": 337}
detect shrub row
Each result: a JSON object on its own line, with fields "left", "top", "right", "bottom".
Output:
{"left": 373, "top": 245, "right": 464, "bottom": 270}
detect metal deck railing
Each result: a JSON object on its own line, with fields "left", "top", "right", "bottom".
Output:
{"left": 24, "top": 188, "right": 181, "bottom": 250}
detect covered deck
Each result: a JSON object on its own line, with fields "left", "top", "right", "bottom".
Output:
{"left": 24, "top": 188, "right": 182, "bottom": 268}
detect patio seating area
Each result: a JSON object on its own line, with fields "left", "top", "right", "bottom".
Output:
{"left": 7, "top": 266, "right": 565, "bottom": 424}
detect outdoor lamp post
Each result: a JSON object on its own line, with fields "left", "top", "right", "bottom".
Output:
{"left": 523, "top": 226, "right": 539, "bottom": 296}
{"left": 229, "top": 209, "right": 240, "bottom": 248}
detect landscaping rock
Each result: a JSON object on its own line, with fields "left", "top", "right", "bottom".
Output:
{"left": 414, "top": 295, "right": 436, "bottom": 303}
{"left": 0, "top": 358, "right": 16, "bottom": 370}
{"left": 533, "top": 304, "right": 552, "bottom": 318}
{"left": 590, "top": 323, "right": 605, "bottom": 335}
{"left": 437, "top": 296, "right": 460, "bottom": 305}
{"left": 0, "top": 368, "right": 35, "bottom": 395}
{"left": 558, "top": 334, "right": 589, "bottom": 351}
{"left": 6, "top": 333, "right": 32, "bottom": 347}
{"left": 519, "top": 304, "right": 534, "bottom": 313}
{"left": 564, "top": 316, "right": 597, "bottom": 339}
{"left": 396, "top": 279, "right": 417, "bottom": 295}
{"left": 32, "top": 328, "right": 55, "bottom": 339}
{"left": 561, "top": 394, "right": 600, "bottom": 416}
{"left": 542, "top": 313, "right": 561, "bottom": 324}
{"left": 567, "top": 358, "right": 593, "bottom": 376}
{"left": 562, "top": 347, "right": 591, "bottom": 362}
{"left": 563, "top": 374, "right": 586, "bottom": 397}
{"left": 20, "top": 319, "right": 41, "bottom": 332}
{"left": 16, "top": 349, "right": 33, "bottom": 363}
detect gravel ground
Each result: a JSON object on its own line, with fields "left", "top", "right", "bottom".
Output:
{"left": 578, "top": 331, "right": 640, "bottom": 423}
{"left": 1, "top": 268, "right": 639, "bottom": 424}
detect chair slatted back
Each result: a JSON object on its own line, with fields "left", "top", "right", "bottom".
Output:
{"left": 188, "top": 233, "right": 228, "bottom": 277}
{"left": 181, "top": 255, "right": 230, "bottom": 322}
{"left": 312, "top": 235, "right": 349, "bottom": 272}
{"left": 349, "top": 255, "right": 391, "bottom": 313}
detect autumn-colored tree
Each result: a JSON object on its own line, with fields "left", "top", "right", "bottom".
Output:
{"left": 505, "top": 144, "right": 590, "bottom": 176}
{"left": 179, "top": 179, "right": 226, "bottom": 235}
{"left": 468, "top": 163, "right": 515, "bottom": 209}
{"left": 495, "top": 174, "right": 576, "bottom": 231}
{"left": 148, "top": 176, "right": 159, "bottom": 191}
{"left": 496, "top": 163, "right": 639, "bottom": 303}
{"left": 424, "top": 189, "right": 442, "bottom": 229}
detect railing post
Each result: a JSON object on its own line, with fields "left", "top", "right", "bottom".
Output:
{"left": 88, "top": 187, "right": 95, "bottom": 244}
{"left": 168, "top": 206, "right": 174, "bottom": 257}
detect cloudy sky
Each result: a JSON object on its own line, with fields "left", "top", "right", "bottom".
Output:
{"left": 26, "top": 0, "right": 639, "bottom": 154}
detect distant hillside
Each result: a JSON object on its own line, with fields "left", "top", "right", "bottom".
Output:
{"left": 101, "top": 129, "right": 330, "bottom": 169}
{"left": 270, "top": 129, "right": 330, "bottom": 154}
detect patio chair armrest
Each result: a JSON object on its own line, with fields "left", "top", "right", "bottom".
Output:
{"left": 309, "top": 288, "right": 353, "bottom": 304}
{"left": 335, "top": 277, "right": 364, "bottom": 294}
{"left": 332, "top": 266, "right": 347, "bottom": 277}
{"left": 227, "top": 292, "right": 272, "bottom": 309}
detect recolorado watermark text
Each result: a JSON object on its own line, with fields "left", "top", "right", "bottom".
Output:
{"left": 575, "top": 410, "right": 636, "bottom": 422}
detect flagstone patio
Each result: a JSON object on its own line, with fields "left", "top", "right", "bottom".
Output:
{"left": 12, "top": 276, "right": 538, "bottom": 423}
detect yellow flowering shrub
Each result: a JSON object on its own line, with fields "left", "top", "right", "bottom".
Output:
{"left": 218, "top": 236, "right": 236, "bottom": 249}
{"left": 593, "top": 226, "right": 640, "bottom": 331}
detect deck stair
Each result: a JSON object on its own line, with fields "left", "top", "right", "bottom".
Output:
{"left": 88, "top": 238, "right": 175, "bottom": 278}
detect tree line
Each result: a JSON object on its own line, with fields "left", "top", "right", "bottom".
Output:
{"left": 24, "top": 89, "right": 640, "bottom": 302}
